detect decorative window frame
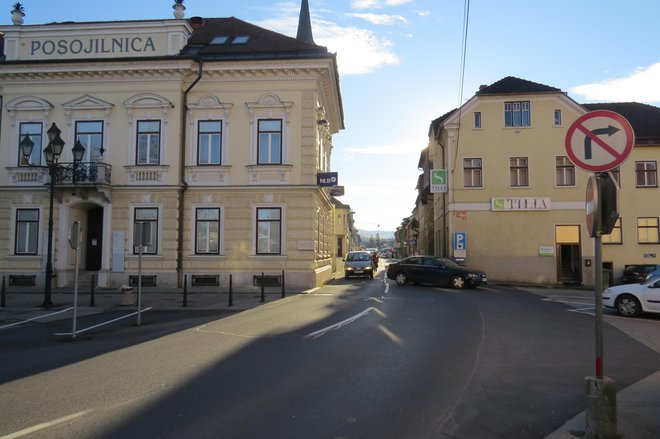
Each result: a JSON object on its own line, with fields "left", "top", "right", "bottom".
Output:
{"left": 62, "top": 95, "right": 114, "bottom": 161}
{"left": 187, "top": 94, "right": 233, "bottom": 166}
{"left": 251, "top": 203, "right": 286, "bottom": 257}
{"left": 190, "top": 204, "right": 225, "bottom": 256}
{"left": 10, "top": 205, "right": 44, "bottom": 257}
{"left": 245, "top": 93, "right": 293, "bottom": 165}
{"left": 5, "top": 96, "right": 52, "bottom": 170}
{"left": 123, "top": 93, "right": 173, "bottom": 165}
{"left": 129, "top": 204, "right": 162, "bottom": 256}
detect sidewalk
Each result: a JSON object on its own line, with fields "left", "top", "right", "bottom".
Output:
{"left": 0, "top": 286, "right": 292, "bottom": 325}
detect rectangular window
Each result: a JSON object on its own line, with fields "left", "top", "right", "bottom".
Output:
{"left": 509, "top": 157, "right": 529, "bottom": 187}
{"left": 256, "top": 207, "right": 282, "bottom": 254}
{"left": 504, "top": 101, "right": 530, "bottom": 127}
{"left": 19, "top": 122, "right": 43, "bottom": 166}
{"left": 555, "top": 156, "right": 575, "bottom": 186}
{"left": 463, "top": 158, "right": 482, "bottom": 188}
{"left": 134, "top": 207, "right": 158, "bottom": 254}
{"left": 638, "top": 217, "right": 659, "bottom": 244}
{"left": 554, "top": 109, "right": 562, "bottom": 126}
{"left": 75, "top": 121, "right": 103, "bottom": 161}
{"left": 136, "top": 120, "right": 161, "bottom": 165}
{"left": 602, "top": 217, "right": 622, "bottom": 244}
{"left": 15, "top": 208, "right": 39, "bottom": 255}
{"left": 257, "top": 119, "right": 282, "bottom": 164}
{"left": 474, "top": 112, "right": 481, "bottom": 128}
{"left": 197, "top": 121, "right": 222, "bottom": 165}
{"left": 635, "top": 161, "right": 658, "bottom": 187}
{"left": 195, "top": 208, "right": 221, "bottom": 254}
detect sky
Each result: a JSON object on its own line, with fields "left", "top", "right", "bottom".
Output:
{"left": 11, "top": 0, "right": 660, "bottom": 231}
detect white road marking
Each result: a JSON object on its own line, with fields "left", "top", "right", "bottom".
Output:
{"left": 304, "top": 307, "right": 378, "bottom": 339}
{"left": 0, "top": 409, "right": 92, "bottom": 439}
{"left": 54, "top": 307, "right": 152, "bottom": 336}
{"left": 0, "top": 307, "right": 73, "bottom": 330}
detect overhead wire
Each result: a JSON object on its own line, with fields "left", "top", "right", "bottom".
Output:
{"left": 452, "top": 0, "right": 470, "bottom": 173}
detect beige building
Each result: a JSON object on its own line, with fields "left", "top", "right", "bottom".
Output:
{"left": 0, "top": 1, "right": 344, "bottom": 294}
{"left": 425, "top": 77, "right": 659, "bottom": 286}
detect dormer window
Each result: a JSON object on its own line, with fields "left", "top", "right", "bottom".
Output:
{"left": 211, "top": 36, "right": 230, "bottom": 44}
{"left": 232, "top": 35, "right": 250, "bottom": 44}
{"left": 210, "top": 35, "right": 251, "bottom": 45}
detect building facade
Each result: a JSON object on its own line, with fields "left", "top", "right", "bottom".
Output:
{"left": 426, "top": 77, "right": 659, "bottom": 286}
{"left": 0, "top": 2, "right": 345, "bottom": 292}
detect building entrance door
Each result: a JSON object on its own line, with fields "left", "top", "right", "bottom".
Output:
{"left": 555, "top": 225, "right": 582, "bottom": 285}
{"left": 85, "top": 207, "right": 103, "bottom": 271}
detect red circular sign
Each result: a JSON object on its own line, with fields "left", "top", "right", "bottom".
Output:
{"left": 565, "top": 110, "right": 635, "bottom": 172}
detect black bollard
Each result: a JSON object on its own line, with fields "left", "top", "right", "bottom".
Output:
{"left": 281, "top": 270, "right": 285, "bottom": 298}
{"left": 260, "top": 272, "right": 265, "bottom": 303}
{"left": 183, "top": 274, "right": 188, "bottom": 307}
{"left": 90, "top": 275, "right": 95, "bottom": 307}
{"left": 228, "top": 274, "right": 233, "bottom": 307}
{"left": 1, "top": 276, "right": 5, "bottom": 308}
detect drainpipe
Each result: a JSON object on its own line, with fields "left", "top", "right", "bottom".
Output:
{"left": 176, "top": 59, "right": 203, "bottom": 288}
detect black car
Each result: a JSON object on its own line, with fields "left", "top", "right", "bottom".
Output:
{"left": 621, "top": 264, "right": 660, "bottom": 284}
{"left": 386, "top": 256, "right": 487, "bottom": 289}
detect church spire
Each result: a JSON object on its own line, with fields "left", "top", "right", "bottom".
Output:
{"left": 296, "top": 0, "right": 315, "bottom": 44}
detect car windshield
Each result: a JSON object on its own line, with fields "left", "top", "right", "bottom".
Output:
{"left": 347, "top": 253, "right": 370, "bottom": 262}
{"left": 644, "top": 275, "right": 660, "bottom": 285}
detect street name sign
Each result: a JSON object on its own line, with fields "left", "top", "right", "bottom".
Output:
{"left": 565, "top": 110, "right": 634, "bottom": 172}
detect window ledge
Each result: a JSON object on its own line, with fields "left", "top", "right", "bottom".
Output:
{"left": 125, "top": 165, "right": 169, "bottom": 185}
{"left": 245, "top": 164, "right": 293, "bottom": 185}
{"left": 186, "top": 165, "right": 231, "bottom": 185}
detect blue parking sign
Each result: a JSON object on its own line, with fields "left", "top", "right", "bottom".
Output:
{"left": 453, "top": 232, "right": 466, "bottom": 250}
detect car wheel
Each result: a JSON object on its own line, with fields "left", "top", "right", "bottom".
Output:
{"left": 395, "top": 272, "right": 408, "bottom": 286}
{"left": 451, "top": 275, "right": 466, "bottom": 289}
{"left": 615, "top": 294, "right": 642, "bottom": 317}
{"left": 344, "top": 274, "right": 350, "bottom": 279}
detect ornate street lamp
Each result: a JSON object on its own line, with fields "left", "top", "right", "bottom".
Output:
{"left": 21, "top": 123, "right": 85, "bottom": 308}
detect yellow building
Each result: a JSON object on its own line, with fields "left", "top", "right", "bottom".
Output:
{"left": 429, "top": 77, "right": 659, "bottom": 286}
{"left": 0, "top": 1, "right": 344, "bottom": 295}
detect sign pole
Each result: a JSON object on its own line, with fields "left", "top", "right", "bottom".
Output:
{"left": 594, "top": 233, "right": 603, "bottom": 379}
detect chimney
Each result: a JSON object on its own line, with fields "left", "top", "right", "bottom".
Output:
{"left": 190, "top": 16, "right": 204, "bottom": 29}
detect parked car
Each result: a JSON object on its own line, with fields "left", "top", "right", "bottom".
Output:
{"left": 621, "top": 264, "right": 660, "bottom": 284}
{"left": 603, "top": 275, "right": 660, "bottom": 317}
{"left": 386, "top": 256, "right": 487, "bottom": 289}
{"left": 344, "top": 251, "right": 374, "bottom": 279}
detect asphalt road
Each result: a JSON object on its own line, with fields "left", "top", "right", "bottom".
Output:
{"left": 1, "top": 275, "right": 659, "bottom": 439}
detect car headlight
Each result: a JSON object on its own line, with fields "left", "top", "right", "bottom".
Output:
{"left": 467, "top": 273, "right": 478, "bottom": 278}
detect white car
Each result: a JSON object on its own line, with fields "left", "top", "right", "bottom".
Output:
{"left": 603, "top": 275, "right": 660, "bottom": 317}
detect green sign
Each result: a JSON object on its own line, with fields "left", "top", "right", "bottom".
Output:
{"left": 430, "top": 169, "right": 447, "bottom": 193}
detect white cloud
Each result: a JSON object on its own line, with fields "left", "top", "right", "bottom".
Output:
{"left": 315, "top": 22, "right": 400, "bottom": 75}
{"left": 352, "top": 0, "right": 413, "bottom": 10}
{"left": 256, "top": 5, "right": 399, "bottom": 76}
{"left": 570, "top": 62, "right": 660, "bottom": 104}
{"left": 346, "top": 12, "right": 408, "bottom": 26}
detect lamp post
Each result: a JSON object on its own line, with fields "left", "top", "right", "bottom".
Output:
{"left": 20, "top": 123, "right": 85, "bottom": 308}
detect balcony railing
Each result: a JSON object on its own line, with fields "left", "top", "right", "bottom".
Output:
{"left": 8, "top": 161, "right": 112, "bottom": 186}
{"left": 55, "top": 161, "right": 112, "bottom": 185}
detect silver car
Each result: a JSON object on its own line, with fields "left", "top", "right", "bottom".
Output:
{"left": 344, "top": 251, "right": 374, "bottom": 279}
